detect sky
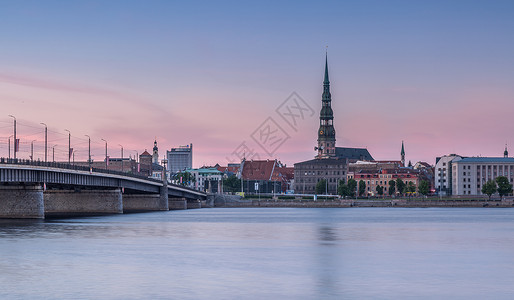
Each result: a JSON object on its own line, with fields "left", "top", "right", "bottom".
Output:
{"left": 1, "top": 0, "right": 514, "bottom": 167}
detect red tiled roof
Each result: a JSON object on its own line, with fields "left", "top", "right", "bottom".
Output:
{"left": 140, "top": 150, "right": 151, "bottom": 156}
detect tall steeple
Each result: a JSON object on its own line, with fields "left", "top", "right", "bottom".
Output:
{"left": 152, "top": 139, "right": 159, "bottom": 164}
{"left": 316, "top": 52, "right": 336, "bottom": 159}
{"left": 401, "top": 141, "right": 405, "bottom": 167}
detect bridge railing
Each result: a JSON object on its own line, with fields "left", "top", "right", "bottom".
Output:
{"left": 0, "top": 157, "right": 205, "bottom": 194}
{"left": 0, "top": 157, "right": 160, "bottom": 182}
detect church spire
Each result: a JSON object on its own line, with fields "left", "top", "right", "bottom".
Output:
{"left": 324, "top": 52, "right": 329, "bottom": 85}
{"left": 316, "top": 52, "right": 336, "bottom": 159}
{"left": 401, "top": 141, "right": 405, "bottom": 167}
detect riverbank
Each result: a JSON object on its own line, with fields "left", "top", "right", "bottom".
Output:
{"left": 217, "top": 197, "right": 514, "bottom": 208}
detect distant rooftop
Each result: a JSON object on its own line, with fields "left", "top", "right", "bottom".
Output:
{"left": 456, "top": 157, "right": 514, "bottom": 163}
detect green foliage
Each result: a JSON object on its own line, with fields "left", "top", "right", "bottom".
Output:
{"left": 388, "top": 180, "right": 396, "bottom": 196}
{"left": 347, "top": 179, "right": 357, "bottom": 197}
{"left": 173, "top": 171, "right": 195, "bottom": 186}
{"left": 481, "top": 180, "right": 497, "bottom": 200}
{"left": 396, "top": 178, "right": 405, "bottom": 195}
{"left": 495, "top": 176, "right": 513, "bottom": 199}
{"left": 337, "top": 180, "right": 350, "bottom": 197}
{"left": 407, "top": 181, "right": 416, "bottom": 194}
{"left": 223, "top": 175, "right": 241, "bottom": 193}
{"left": 418, "top": 180, "right": 430, "bottom": 196}
{"left": 376, "top": 185, "right": 384, "bottom": 196}
{"left": 315, "top": 179, "right": 327, "bottom": 195}
{"left": 358, "top": 180, "right": 366, "bottom": 197}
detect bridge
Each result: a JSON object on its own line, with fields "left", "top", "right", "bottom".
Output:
{"left": 0, "top": 158, "right": 207, "bottom": 219}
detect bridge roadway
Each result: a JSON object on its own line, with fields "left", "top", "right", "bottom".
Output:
{"left": 0, "top": 158, "right": 206, "bottom": 218}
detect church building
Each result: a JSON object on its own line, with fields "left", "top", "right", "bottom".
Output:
{"left": 294, "top": 54, "right": 373, "bottom": 194}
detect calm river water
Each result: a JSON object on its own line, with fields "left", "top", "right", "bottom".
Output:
{"left": 1, "top": 208, "right": 514, "bottom": 299}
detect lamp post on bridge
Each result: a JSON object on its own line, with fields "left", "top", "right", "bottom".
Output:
{"left": 30, "top": 140, "right": 36, "bottom": 161}
{"left": 8, "top": 135, "right": 13, "bottom": 159}
{"left": 64, "top": 129, "right": 71, "bottom": 165}
{"left": 118, "top": 144, "right": 123, "bottom": 172}
{"left": 85, "top": 135, "right": 91, "bottom": 169}
{"left": 8, "top": 115, "right": 16, "bottom": 159}
{"left": 52, "top": 144, "right": 57, "bottom": 162}
{"left": 40, "top": 123, "right": 47, "bottom": 163}
{"left": 101, "top": 139, "right": 108, "bottom": 170}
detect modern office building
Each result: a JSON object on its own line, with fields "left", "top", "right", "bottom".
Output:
{"left": 167, "top": 144, "right": 193, "bottom": 174}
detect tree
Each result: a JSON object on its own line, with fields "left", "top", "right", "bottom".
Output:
{"left": 396, "top": 178, "right": 405, "bottom": 195}
{"left": 347, "top": 179, "right": 357, "bottom": 197}
{"left": 376, "top": 185, "right": 384, "bottom": 196}
{"left": 388, "top": 180, "right": 396, "bottom": 196}
{"left": 173, "top": 171, "right": 195, "bottom": 186}
{"left": 316, "top": 179, "right": 327, "bottom": 195}
{"left": 495, "top": 176, "right": 513, "bottom": 200}
{"left": 406, "top": 181, "right": 416, "bottom": 197}
{"left": 418, "top": 180, "right": 430, "bottom": 196}
{"left": 223, "top": 175, "right": 241, "bottom": 193}
{"left": 358, "top": 180, "right": 366, "bottom": 197}
{"left": 481, "top": 180, "right": 497, "bottom": 201}
{"left": 337, "top": 180, "right": 350, "bottom": 197}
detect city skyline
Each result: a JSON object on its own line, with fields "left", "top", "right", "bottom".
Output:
{"left": 2, "top": 1, "right": 514, "bottom": 167}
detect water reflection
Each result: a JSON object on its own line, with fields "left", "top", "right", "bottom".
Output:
{"left": 1, "top": 208, "right": 514, "bottom": 299}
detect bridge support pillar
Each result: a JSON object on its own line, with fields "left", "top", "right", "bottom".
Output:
{"left": 0, "top": 185, "right": 44, "bottom": 219}
{"left": 169, "top": 197, "right": 187, "bottom": 210}
{"left": 123, "top": 193, "right": 168, "bottom": 212}
{"left": 187, "top": 199, "right": 202, "bottom": 209}
{"left": 159, "top": 185, "right": 169, "bottom": 211}
{"left": 44, "top": 189, "right": 123, "bottom": 217}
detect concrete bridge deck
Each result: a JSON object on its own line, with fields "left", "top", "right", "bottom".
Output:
{"left": 0, "top": 159, "right": 206, "bottom": 218}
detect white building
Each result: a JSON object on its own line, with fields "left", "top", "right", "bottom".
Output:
{"left": 435, "top": 154, "right": 462, "bottom": 196}
{"left": 186, "top": 167, "right": 223, "bottom": 193}
{"left": 451, "top": 157, "right": 514, "bottom": 196}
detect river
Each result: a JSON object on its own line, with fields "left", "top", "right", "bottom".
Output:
{"left": 1, "top": 208, "right": 514, "bottom": 299}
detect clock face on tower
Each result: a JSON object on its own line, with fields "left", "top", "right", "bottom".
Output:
{"left": 319, "top": 130, "right": 324, "bottom": 135}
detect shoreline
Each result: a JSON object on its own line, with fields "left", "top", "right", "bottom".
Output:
{"left": 216, "top": 198, "right": 514, "bottom": 208}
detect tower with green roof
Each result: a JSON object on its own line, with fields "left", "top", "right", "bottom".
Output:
{"left": 316, "top": 53, "right": 336, "bottom": 159}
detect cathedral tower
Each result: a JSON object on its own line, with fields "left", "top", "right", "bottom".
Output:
{"left": 316, "top": 53, "right": 336, "bottom": 159}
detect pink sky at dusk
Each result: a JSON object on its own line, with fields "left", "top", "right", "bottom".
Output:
{"left": 1, "top": 1, "right": 514, "bottom": 167}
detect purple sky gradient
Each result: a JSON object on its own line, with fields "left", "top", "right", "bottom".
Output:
{"left": 1, "top": 1, "right": 514, "bottom": 167}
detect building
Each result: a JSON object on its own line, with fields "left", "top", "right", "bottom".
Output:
{"left": 348, "top": 168, "right": 420, "bottom": 196}
{"left": 452, "top": 157, "right": 514, "bottom": 196}
{"left": 294, "top": 53, "right": 373, "bottom": 194}
{"left": 139, "top": 150, "right": 153, "bottom": 176}
{"left": 167, "top": 144, "right": 193, "bottom": 174}
{"left": 434, "top": 154, "right": 463, "bottom": 196}
{"left": 240, "top": 159, "right": 292, "bottom": 194}
{"left": 186, "top": 167, "right": 223, "bottom": 193}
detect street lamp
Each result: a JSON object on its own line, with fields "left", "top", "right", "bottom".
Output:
{"left": 101, "top": 139, "right": 108, "bottom": 169}
{"left": 64, "top": 129, "right": 71, "bottom": 164}
{"left": 118, "top": 144, "right": 123, "bottom": 172}
{"left": 52, "top": 144, "right": 57, "bottom": 162}
{"left": 40, "top": 123, "right": 47, "bottom": 163}
{"left": 8, "top": 135, "right": 13, "bottom": 159}
{"left": 85, "top": 135, "right": 91, "bottom": 169}
{"left": 8, "top": 115, "right": 16, "bottom": 159}
{"left": 31, "top": 140, "right": 36, "bottom": 161}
